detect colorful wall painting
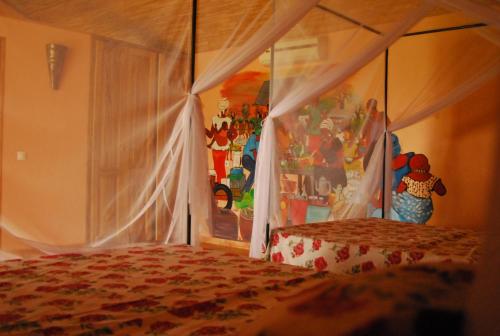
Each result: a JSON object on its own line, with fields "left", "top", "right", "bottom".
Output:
{"left": 275, "top": 84, "right": 386, "bottom": 226}
{"left": 206, "top": 71, "right": 269, "bottom": 241}
{"left": 206, "top": 71, "right": 447, "bottom": 243}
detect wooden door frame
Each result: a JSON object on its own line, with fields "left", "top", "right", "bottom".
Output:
{"left": 0, "top": 37, "right": 5, "bottom": 246}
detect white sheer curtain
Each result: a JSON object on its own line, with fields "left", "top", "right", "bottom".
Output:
{"left": 250, "top": 0, "right": 433, "bottom": 258}
{"left": 0, "top": 0, "right": 319, "bottom": 258}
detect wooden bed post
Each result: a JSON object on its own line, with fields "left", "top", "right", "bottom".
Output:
{"left": 382, "top": 48, "right": 389, "bottom": 219}
{"left": 187, "top": 0, "right": 198, "bottom": 245}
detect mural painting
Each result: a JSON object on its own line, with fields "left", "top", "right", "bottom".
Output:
{"left": 206, "top": 71, "right": 269, "bottom": 241}
{"left": 207, "top": 72, "right": 447, "bottom": 242}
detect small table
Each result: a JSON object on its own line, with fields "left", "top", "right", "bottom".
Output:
{"left": 267, "top": 218, "right": 482, "bottom": 275}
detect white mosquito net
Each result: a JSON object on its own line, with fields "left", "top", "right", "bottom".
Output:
{"left": 0, "top": 0, "right": 497, "bottom": 280}
{"left": 249, "top": 0, "right": 500, "bottom": 258}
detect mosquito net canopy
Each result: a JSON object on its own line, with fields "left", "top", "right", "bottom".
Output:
{"left": 0, "top": 0, "right": 497, "bottom": 272}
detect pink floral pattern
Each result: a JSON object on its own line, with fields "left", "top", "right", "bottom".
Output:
{"left": 0, "top": 245, "right": 329, "bottom": 335}
{"left": 267, "top": 218, "right": 482, "bottom": 274}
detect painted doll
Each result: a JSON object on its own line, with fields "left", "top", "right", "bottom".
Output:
{"left": 392, "top": 154, "right": 446, "bottom": 224}
{"left": 206, "top": 98, "right": 237, "bottom": 183}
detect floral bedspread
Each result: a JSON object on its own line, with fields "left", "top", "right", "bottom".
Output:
{"left": 246, "top": 262, "right": 475, "bottom": 336}
{"left": 0, "top": 244, "right": 330, "bottom": 335}
{"left": 267, "top": 218, "right": 482, "bottom": 274}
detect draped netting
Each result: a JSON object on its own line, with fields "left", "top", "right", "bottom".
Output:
{"left": 0, "top": 0, "right": 318, "bottom": 258}
{"left": 0, "top": 0, "right": 498, "bottom": 290}
{"left": 249, "top": 0, "right": 500, "bottom": 258}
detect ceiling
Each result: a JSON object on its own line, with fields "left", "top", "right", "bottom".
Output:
{"left": 0, "top": 0, "right": 492, "bottom": 53}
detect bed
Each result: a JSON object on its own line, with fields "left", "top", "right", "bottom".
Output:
{"left": 267, "top": 218, "right": 482, "bottom": 274}
{"left": 0, "top": 244, "right": 331, "bottom": 336}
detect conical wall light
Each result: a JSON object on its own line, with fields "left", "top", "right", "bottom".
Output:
{"left": 46, "top": 43, "right": 67, "bottom": 90}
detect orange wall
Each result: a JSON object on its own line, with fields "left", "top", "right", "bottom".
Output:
{"left": 0, "top": 17, "right": 91, "bottom": 250}
{"left": 389, "top": 29, "right": 499, "bottom": 229}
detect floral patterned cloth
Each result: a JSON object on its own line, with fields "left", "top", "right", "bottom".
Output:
{"left": 246, "top": 262, "right": 475, "bottom": 336}
{"left": 267, "top": 218, "right": 482, "bottom": 274}
{"left": 0, "top": 244, "right": 331, "bottom": 335}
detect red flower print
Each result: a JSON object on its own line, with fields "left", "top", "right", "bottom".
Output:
{"left": 204, "top": 276, "right": 226, "bottom": 281}
{"left": 103, "top": 283, "right": 128, "bottom": 289}
{"left": 114, "top": 255, "right": 131, "bottom": 260}
{"left": 238, "top": 289, "right": 258, "bottom": 298}
{"left": 0, "top": 313, "right": 22, "bottom": 324}
{"left": 139, "top": 257, "right": 160, "bottom": 262}
{"left": 36, "top": 286, "right": 59, "bottom": 293}
{"left": 222, "top": 252, "right": 239, "bottom": 257}
{"left": 48, "top": 262, "right": 72, "bottom": 268}
{"left": 271, "top": 233, "right": 280, "bottom": 246}
{"left": 87, "top": 265, "right": 109, "bottom": 271}
{"left": 34, "top": 327, "right": 65, "bottom": 336}
{"left": 143, "top": 264, "right": 162, "bottom": 268}
{"left": 265, "top": 279, "right": 280, "bottom": 284}
{"left": 240, "top": 270, "right": 261, "bottom": 275}
{"left": 145, "top": 277, "right": 167, "bottom": 284}
{"left": 43, "top": 314, "right": 73, "bottom": 322}
{"left": 0, "top": 282, "right": 12, "bottom": 290}
{"left": 293, "top": 242, "right": 304, "bottom": 257}
{"left": 23, "top": 260, "right": 41, "bottom": 265}
{"left": 59, "top": 253, "right": 83, "bottom": 258}
{"left": 387, "top": 251, "right": 402, "bottom": 265}
{"left": 129, "top": 299, "right": 160, "bottom": 308}
{"left": 174, "top": 300, "right": 199, "bottom": 306}
{"left": 232, "top": 277, "right": 251, "bottom": 283}
{"left": 169, "top": 288, "right": 191, "bottom": 294}
{"left": 91, "top": 253, "right": 111, "bottom": 258}
{"left": 167, "top": 275, "right": 191, "bottom": 282}
{"left": 359, "top": 245, "right": 370, "bottom": 255}
{"left": 361, "top": 261, "right": 375, "bottom": 272}
{"left": 150, "top": 321, "right": 177, "bottom": 333}
{"left": 102, "top": 302, "right": 130, "bottom": 312}
{"left": 12, "top": 294, "right": 37, "bottom": 302}
{"left": 80, "top": 314, "right": 109, "bottom": 323}
{"left": 107, "top": 293, "right": 124, "bottom": 300}
{"left": 313, "top": 239, "right": 322, "bottom": 251}
{"left": 314, "top": 257, "right": 328, "bottom": 271}
{"left": 238, "top": 303, "right": 266, "bottom": 310}
{"left": 281, "top": 232, "right": 290, "bottom": 238}
{"left": 47, "top": 299, "right": 75, "bottom": 307}
{"left": 100, "top": 273, "right": 125, "bottom": 280}
{"left": 336, "top": 246, "right": 350, "bottom": 262}
{"left": 409, "top": 251, "right": 425, "bottom": 262}
{"left": 61, "top": 283, "right": 91, "bottom": 291}
{"left": 271, "top": 252, "right": 284, "bottom": 263}
{"left": 130, "top": 285, "right": 150, "bottom": 292}
{"left": 191, "top": 326, "right": 228, "bottom": 336}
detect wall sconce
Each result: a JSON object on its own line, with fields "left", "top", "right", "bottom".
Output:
{"left": 46, "top": 43, "right": 67, "bottom": 90}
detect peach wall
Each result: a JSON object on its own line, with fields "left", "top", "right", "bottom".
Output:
{"left": 389, "top": 29, "right": 499, "bottom": 229}
{"left": 0, "top": 16, "right": 91, "bottom": 250}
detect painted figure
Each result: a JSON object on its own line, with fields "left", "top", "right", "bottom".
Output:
{"left": 391, "top": 134, "right": 415, "bottom": 190}
{"left": 206, "top": 98, "right": 237, "bottom": 183}
{"left": 393, "top": 154, "right": 446, "bottom": 224}
{"left": 242, "top": 124, "right": 261, "bottom": 192}
{"left": 313, "top": 118, "right": 347, "bottom": 191}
